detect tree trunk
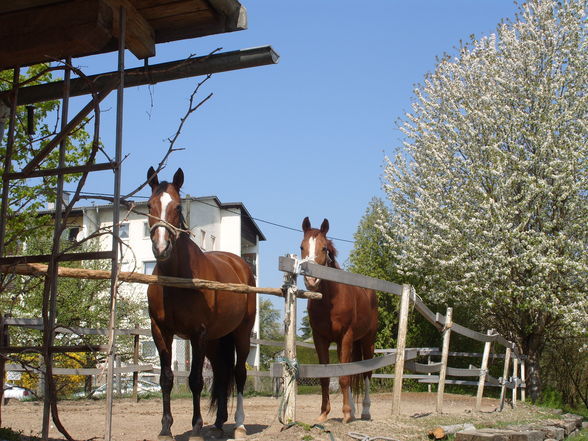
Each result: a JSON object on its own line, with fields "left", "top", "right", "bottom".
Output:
{"left": 521, "top": 333, "right": 544, "bottom": 402}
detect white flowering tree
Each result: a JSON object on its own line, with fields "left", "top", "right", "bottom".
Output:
{"left": 383, "top": 0, "right": 587, "bottom": 401}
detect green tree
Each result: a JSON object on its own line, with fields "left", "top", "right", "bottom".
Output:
{"left": 299, "top": 310, "right": 312, "bottom": 341}
{"left": 0, "top": 65, "right": 92, "bottom": 261}
{"left": 382, "top": 0, "right": 587, "bottom": 402}
{"left": 258, "top": 298, "right": 282, "bottom": 369}
{"left": 347, "top": 198, "right": 400, "bottom": 349}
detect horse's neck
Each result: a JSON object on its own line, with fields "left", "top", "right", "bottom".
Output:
{"left": 156, "top": 234, "right": 204, "bottom": 278}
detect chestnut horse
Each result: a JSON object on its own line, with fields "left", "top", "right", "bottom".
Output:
{"left": 146, "top": 167, "right": 256, "bottom": 440}
{"left": 300, "top": 217, "right": 378, "bottom": 423}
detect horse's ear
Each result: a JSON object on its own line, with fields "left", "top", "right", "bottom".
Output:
{"left": 302, "top": 217, "right": 311, "bottom": 232}
{"left": 173, "top": 168, "right": 184, "bottom": 190}
{"left": 147, "top": 167, "right": 158, "bottom": 189}
{"left": 320, "top": 218, "right": 329, "bottom": 235}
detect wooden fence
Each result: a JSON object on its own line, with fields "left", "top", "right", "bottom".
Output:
{"left": 277, "top": 255, "right": 525, "bottom": 420}
{"left": 0, "top": 257, "right": 526, "bottom": 423}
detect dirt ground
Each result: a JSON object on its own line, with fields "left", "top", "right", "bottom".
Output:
{"left": 1, "top": 392, "right": 560, "bottom": 441}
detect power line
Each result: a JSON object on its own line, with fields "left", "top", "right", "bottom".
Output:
{"left": 74, "top": 190, "right": 355, "bottom": 244}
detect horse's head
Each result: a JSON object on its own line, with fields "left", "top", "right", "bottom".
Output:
{"left": 300, "top": 216, "right": 337, "bottom": 291}
{"left": 146, "top": 166, "right": 184, "bottom": 261}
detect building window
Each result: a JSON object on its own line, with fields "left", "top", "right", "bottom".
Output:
{"left": 144, "top": 261, "right": 156, "bottom": 275}
{"left": 119, "top": 222, "right": 129, "bottom": 239}
{"left": 64, "top": 227, "right": 80, "bottom": 242}
{"left": 210, "top": 235, "right": 216, "bottom": 251}
{"left": 200, "top": 229, "right": 206, "bottom": 250}
{"left": 144, "top": 221, "right": 150, "bottom": 238}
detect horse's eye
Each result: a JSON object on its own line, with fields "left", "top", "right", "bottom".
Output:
{"left": 322, "top": 246, "right": 328, "bottom": 252}
{"left": 300, "top": 246, "right": 304, "bottom": 250}
{"left": 147, "top": 203, "right": 152, "bottom": 210}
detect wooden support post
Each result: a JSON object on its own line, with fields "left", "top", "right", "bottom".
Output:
{"left": 476, "top": 329, "right": 494, "bottom": 411}
{"left": 520, "top": 360, "right": 526, "bottom": 402}
{"left": 0, "top": 315, "right": 7, "bottom": 426}
{"left": 391, "top": 284, "right": 411, "bottom": 416}
{"left": 427, "top": 355, "right": 432, "bottom": 394}
{"left": 512, "top": 357, "right": 518, "bottom": 408}
{"left": 132, "top": 325, "right": 139, "bottom": 401}
{"left": 280, "top": 261, "right": 298, "bottom": 424}
{"left": 436, "top": 307, "right": 453, "bottom": 414}
{"left": 498, "top": 346, "right": 512, "bottom": 411}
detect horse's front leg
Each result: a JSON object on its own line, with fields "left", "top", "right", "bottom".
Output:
{"left": 313, "top": 335, "right": 331, "bottom": 423}
{"left": 338, "top": 331, "right": 355, "bottom": 424}
{"left": 188, "top": 336, "right": 206, "bottom": 441}
{"left": 152, "top": 323, "right": 175, "bottom": 441}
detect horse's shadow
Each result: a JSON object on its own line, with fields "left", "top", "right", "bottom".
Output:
{"left": 175, "top": 424, "right": 268, "bottom": 441}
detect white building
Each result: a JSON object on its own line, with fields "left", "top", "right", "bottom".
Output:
{"left": 63, "top": 194, "right": 265, "bottom": 376}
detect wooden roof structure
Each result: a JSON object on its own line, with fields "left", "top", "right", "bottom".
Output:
{"left": 0, "top": 0, "right": 247, "bottom": 69}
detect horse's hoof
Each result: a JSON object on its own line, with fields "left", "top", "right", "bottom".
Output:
{"left": 233, "top": 425, "right": 247, "bottom": 440}
{"left": 316, "top": 413, "right": 328, "bottom": 423}
{"left": 361, "top": 413, "right": 371, "bottom": 421}
{"left": 343, "top": 414, "right": 355, "bottom": 424}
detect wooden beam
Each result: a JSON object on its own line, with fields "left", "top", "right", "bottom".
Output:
{"left": 6, "top": 162, "right": 116, "bottom": 179}
{"left": 0, "top": 262, "right": 321, "bottom": 300}
{"left": 0, "top": 251, "right": 115, "bottom": 266}
{"left": 0, "top": 0, "right": 114, "bottom": 69}
{"left": 105, "top": 0, "right": 155, "bottom": 59}
{"left": 2, "top": 46, "right": 278, "bottom": 106}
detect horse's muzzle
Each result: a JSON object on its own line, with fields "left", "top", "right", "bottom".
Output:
{"left": 152, "top": 241, "right": 172, "bottom": 261}
{"left": 304, "top": 276, "right": 321, "bottom": 291}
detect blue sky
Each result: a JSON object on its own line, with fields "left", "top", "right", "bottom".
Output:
{"left": 68, "top": 1, "right": 518, "bottom": 317}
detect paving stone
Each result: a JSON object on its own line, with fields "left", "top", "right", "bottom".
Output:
{"left": 561, "top": 413, "right": 583, "bottom": 429}
{"left": 539, "top": 425, "right": 565, "bottom": 440}
{"left": 553, "top": 420, "right": 577, "bottom": 435}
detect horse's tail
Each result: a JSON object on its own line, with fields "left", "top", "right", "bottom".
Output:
{"left": 210, "top": 333, "right": 235, "bottom": 412}
{"left": 351, "top": 340, "right": 364, "bottom": 402}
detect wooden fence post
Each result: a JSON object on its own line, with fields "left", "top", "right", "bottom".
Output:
{"left": 436, "top": 307, "right": 453, "bottom": 414}
{"left": 280, "top": 264, "right": 298, "bottom": 424}
{"left": 512, "top": 356, "right": 518, "bottom": 408}
{"left": 499, "top": 346, "right": 512, "bottom": 411}
{"left": 132, "top": 325, "right": 139, "bottom": 401}
{"left": 520, "top": 360, "right": 526, "bottom": 402}
{"left": 0, "top": 315, "right": 6, "bottom": 426}
{"left": 476, "top": 329, "right": 494, "bottom": 411}
{"left": 391, "top": 284, "right": 411, "bottom": 416}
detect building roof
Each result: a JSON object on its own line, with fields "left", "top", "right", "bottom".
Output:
{"left": 47, "top": 195, "right": 266, "bottom": 242}
{"left": 0, "top": 0, "right": 247, "bottom": 69}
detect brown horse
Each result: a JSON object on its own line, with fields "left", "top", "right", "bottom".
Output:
{"left": 146, "top": 167, "right": 256, "bottom": 441}
{"left": 300, "top": 217, "right": 378, "bottom": 423}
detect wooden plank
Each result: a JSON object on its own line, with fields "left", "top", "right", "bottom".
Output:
{"left": 436, "top": 307, "right": 453, "bottom": 413}
{"left": 105, "top": 0, "right": 155, "bottom": 59}
{"left": 0, "top": 344, "right": 108, "bottom": 353}
{"left": 281, "top": 272, "right": 297, "bottom": 423}
{"left": 0, "top": 262, "right": 321, "bottom": 300}
{"left": 6, "top": 46, "right": 279, "bottom": 106}
{"left": 0, "top": 0, "right": 114, "bottom": 69}
{"left": 446, "top": 366, "right": 482, "bottom": 377}
{"left": 499, "top": 347, "right": 512, "bottom": 411}
{"left": 0, "top": 0, "right": 65, "bottom": 14}
{"left": 279, "top": 256, "right": 403, "bottom": 296}
{"left": 0, "top": 251, "right": 114, "bottom": 266}
{"left": 405, "top": 360, "right": 442, "bottom": 374}
{"left": 272, "top": 351, "right": 417, "bottom": 379}
{"left": 392, "top": 284, "right": 411, "bottom": 415}
{"left": 476, "top": 330, "right": 494, "bottom": 410}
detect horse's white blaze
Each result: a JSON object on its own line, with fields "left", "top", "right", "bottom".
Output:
{"left": 308, "top": 236, "right": 317, "bottom": 261}
{"left": 155, "top": 192, "right": 172, "bottom": 252}
{"left": 361, "top": 377, "right": 371, "bottom": 418}
{"left": 235, "top": 392, "right": 245, "bottom": 428}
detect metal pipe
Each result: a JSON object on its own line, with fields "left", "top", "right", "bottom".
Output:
{"left": 104, "top": 6, "right": 125, "bottom": 441}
